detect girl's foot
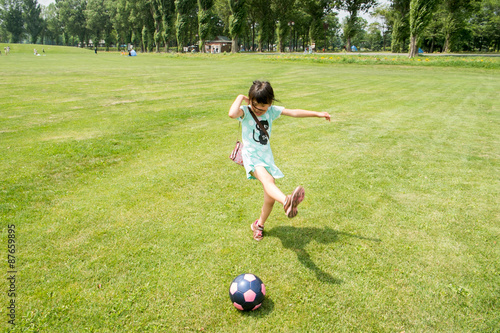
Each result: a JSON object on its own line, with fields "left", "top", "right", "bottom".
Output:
{"left": 284, "top": 186, "right": 305, "bottom": 218}
{"left": 251, "top": 220, "right": 264, "bottom": 241}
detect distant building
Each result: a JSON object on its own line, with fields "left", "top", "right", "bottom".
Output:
{"left": 80, "top": 40, "right": 106, "bottom": 48}
{"left": 205, "top": 36, "right": 231, "bottom": 53}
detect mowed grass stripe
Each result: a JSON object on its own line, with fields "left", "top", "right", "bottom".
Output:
{"left": 1, "top": 48, "right": 499, "bottom": 332}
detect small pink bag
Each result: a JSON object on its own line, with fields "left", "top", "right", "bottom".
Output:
{"left": 230, "top": 141, "right": 244, "bottom": 166}
{"left": 230, "top": 109, "right": 267, "bottom": 167}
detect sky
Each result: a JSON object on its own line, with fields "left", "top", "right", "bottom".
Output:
{"left": 38, "top": 0, "right": 54, "bottom": 6}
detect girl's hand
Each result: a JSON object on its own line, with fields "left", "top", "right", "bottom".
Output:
{"left": 241, "top": 95, "right": 250, "bottom": 105}
{"left": 320, "top": 112, "right": 331, "bottom": 122}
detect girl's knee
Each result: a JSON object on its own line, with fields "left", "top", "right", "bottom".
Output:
{"left": 264, "top": 190, "right": 276, "bottom": 205}
{"left": 264, "top": 196, "right": 275, "bottom": 205}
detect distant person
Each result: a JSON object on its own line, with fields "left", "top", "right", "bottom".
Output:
{"left": 95, "top": 46, "right": 97, "bottom": 54}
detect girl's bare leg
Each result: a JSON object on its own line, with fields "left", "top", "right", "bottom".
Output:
{"left": 253, "top": 166, "right": 286, "bottom": 226}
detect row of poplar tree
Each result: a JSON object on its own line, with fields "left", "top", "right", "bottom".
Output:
{"left": 1, "top": 0, "right": 499, "bottom": 57}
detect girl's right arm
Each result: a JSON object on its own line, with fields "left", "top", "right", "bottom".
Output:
{"left": 228, "top": 95, "right": 249, "bottom": 119}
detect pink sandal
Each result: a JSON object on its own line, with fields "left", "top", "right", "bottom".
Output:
{"left": 251, "top": 220, "right": 264, "bottom": 241}
{"left": 284, "top": 186, "right": 305, "bottom": 218}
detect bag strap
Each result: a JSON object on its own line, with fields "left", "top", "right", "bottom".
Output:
{"left": 235, "top": 120, "right": 241, "bottom": 142}
{"left": 248, "top": 108, "right": 269, "bottom": 139}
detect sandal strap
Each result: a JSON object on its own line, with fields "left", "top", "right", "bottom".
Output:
{"left": 283, "top": 195, "right": 291, "bottom": 212}
{"left": 252, "top": 220, "right": 264, "bottom": 240}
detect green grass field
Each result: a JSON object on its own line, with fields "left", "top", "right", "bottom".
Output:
{"left": 1, "top": 44, "right": 499, "bottom": 332}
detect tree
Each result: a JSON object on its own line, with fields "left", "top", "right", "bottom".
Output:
{"left": 335, "top": 0, "right": 377, "bottom": 51}
{"left": 324, "top": 11, "right": 341, "bottom": 50}
{"left": 0, "top": 3, "right": 5, "bottom": 41}
{"left": 57, "top": 0, "right": 88, "bottom": 46}
{"left": 2, "top": 0, "right": 24, "bottom": 43}
{"left": 213, "top": 0, "right": 230, "bottom": 34}
{"left": 1, "top": 0, "right": 497, "bottom": 53}
{"left": 246, "top": 0, "right": 261, "bottom": 51}
{"left": 342, "top": 14, "right": 366, "bottom": 49}
{"left": 197, "top": 0, "right": 213, "bottom": 52}
{"left": 246, "top": 0, "right": 275, "bottom": 51}
{"left": 41, "top": 3, "right": 62, "bottom": 44}
{"left": 146, "top": 0, "right": 175, "bottom": 52}
{"left": 293, "top": 6, "right": 311, "bottom": 50}
{"left": 40, "top": 3, "right": 61, "bottom": 45}
{"left": 469, "top": 0, "right": 500, "bottom": 51}
{"left": 175, "top": 0, "right": 196, "bottom": 51}
{"left": 271, "top": 0, "right": 296, "bottom": 52}
{"left": 371, "top": 4, "right": 391, "bottom": 50}
{"left": 127, "top": 0, "right": 156, "bottom": 52}
{"left": 409, "top": 0, "right": 439, "bottom": 57}
{"left": 422, "top": 6, "right": 444, "bottom": 51}
{"left": 390, "top": 0, "right": 410, "bottom": 52}
{"left": 482, "top": 0, "right": 500, "bottom": 51}
{"left": 366, "top": 21, "right": 383, "bottom": 50}
{"left": 228, "top": 0, "right": 246, "bottom": 52}
{"left": 85, "top": 0, "right": 113, "bottom": 48}
{"left": 24, "top": 0, "right": 43, "bottom": 43}
{"left": 106, "top": 0, "right": 128, "bottom": 50}
{"left": 440, "top": 0, "right": 475, "bottom": 52}
{"left": 161, "top": 0, "right": 177, "bottom": 51}
{"left": 298, "top": 0, "right": 327, "bottom": 50}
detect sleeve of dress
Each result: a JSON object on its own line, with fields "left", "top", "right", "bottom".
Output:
{"left": 238, "top": 105, "right": 248, "bottom": 122}
{"left": 268, "top": 105, "right": 284, "bottom": 121}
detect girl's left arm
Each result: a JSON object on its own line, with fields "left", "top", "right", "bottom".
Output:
{"left": 282, "top": 108, "right": 331, "bottom": 121}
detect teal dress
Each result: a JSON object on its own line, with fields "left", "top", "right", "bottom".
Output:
{"left": 238, "top": 105, "right": 285, "bottom": 180}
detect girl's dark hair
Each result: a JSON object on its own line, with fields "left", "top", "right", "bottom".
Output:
{"left": 248, "top": 80, "right": 276, "bottom": 105}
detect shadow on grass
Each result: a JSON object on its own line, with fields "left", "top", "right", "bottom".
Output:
{"left": 267, "top": 226, "right": 381, "bottom": 284}
{"left": 239, "top": 297, "right": 275, "bottom": 317}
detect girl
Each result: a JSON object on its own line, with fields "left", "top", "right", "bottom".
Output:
{"left": 229, "top": 80, "right": 331, "bottom": 241}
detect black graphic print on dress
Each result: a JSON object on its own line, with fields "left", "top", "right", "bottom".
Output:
{"left": 253, "top": 120, "right": 269, "bottom": 145}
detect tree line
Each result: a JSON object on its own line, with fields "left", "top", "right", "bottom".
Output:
{"left": 1, "top": 0, "right": 499, "bottom": 57}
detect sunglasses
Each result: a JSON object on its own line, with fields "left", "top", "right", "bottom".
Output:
{"left": 251, "top": 103, "right": 269, "bottom": 113}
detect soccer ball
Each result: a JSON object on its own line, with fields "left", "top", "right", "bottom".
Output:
{"left": 229, "top": 273, "right": 266, "bottom": 311}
